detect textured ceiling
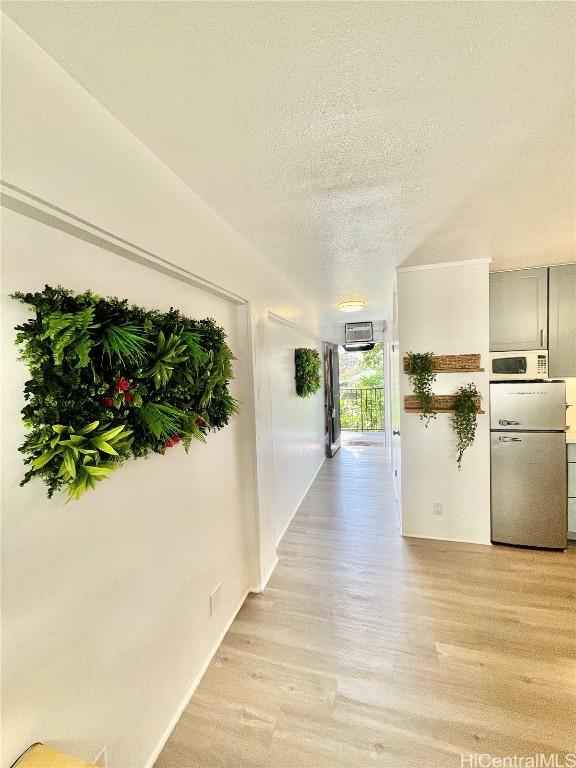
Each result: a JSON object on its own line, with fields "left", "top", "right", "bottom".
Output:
{"left": 4, "top": 1, "right": 575, "bottom": 322}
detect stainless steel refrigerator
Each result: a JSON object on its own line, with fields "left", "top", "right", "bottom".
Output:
{"left": 490, "top": 381, "right": 567, "bottom": 549}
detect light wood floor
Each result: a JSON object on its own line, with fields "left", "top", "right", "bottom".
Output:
{"left": 156, "top": 440, "right": 576, "bottom": 768}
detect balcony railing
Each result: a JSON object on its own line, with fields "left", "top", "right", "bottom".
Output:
{"left": 340, "top": 387, "right": 385, "bottom": 431}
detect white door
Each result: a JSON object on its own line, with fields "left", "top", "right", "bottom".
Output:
{"left": 389, "top": 285, "right": 402, "bottom": 516}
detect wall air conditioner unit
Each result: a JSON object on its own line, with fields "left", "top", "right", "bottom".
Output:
{"left": 345, "top": 321, "right": 373, "bottom": 344}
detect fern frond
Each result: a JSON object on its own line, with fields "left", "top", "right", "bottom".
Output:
{"left": 181, "top": 414, "right": 207, "bottom": 452}
{"left": 183, "top": 331, "right": 208, "bottom": 372}
{"left": 40, "top": 306, "right": 98, "bottom": 367}
{"left": 72, "top": 335, "right": 92, "bottom": 369}
{"left": 139, "top": 402, "right": 186, "bottom": 440}
{"left": 102, "top": 324, "right": 151, "bottom": 365}
{"left": 220, "top": 392, "right": 239, "bottom": 415}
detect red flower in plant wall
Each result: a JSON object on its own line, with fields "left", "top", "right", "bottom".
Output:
{"left": 164, "top": 435, "right": 181, "bottom": 449}
{"left": 124, "top": 392, "right": 134, "bottom": 405}
{"left": 196, "top": 418, "right": 205, "bottom": 427}
{"left": 115, "top": 377, "right": 130, "bottom": 393}
{"left": 101, "top": 397, "right": 114, "bottom": 407}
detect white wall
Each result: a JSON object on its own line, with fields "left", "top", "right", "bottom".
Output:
{"left": 1, "top": 211, "right": 258, "bottom": 767}
{"left": 397, "top": 260, "right": 491, "bottom": 545}
{"left": 269, "top": 319, "right": 325, "bottom": 545}
{"left": 1, "top": 17, "right": 327, "bottom": 768}
{"left": 1, "top": 12, "right": 330, "bottom": 577}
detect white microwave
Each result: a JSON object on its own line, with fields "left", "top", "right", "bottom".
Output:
{"left": 489, "top": 350, "right": 548, "bottom": 380}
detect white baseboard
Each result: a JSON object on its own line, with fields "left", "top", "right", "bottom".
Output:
{"left": 144, "top": 451, "right": 324, "bottom": 767}
{"left": 144, "top": 588, "right": 250, "bottom": 768}
{"left": 275, "top": 456, "right": 325, "bottom": 548}
{"left": 253, "top": 456, "right": 325, "bottom": 595}
{"left": 256, "top": 554, "right": 279, "bottom": 593}
{"left": 402, "top": 532, "right": 492, "bottom": 546}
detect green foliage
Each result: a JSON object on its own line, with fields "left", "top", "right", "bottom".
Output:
{"left": 451, "top": 384, "right": 481, "bottom": 470}
{"left": 295, "top": 348, "right": 321, "bottom": 398}
{"left": 199, "top": 345, "right": 236, "bottom": 409}
{"left": 406, "top": 351, "right": 437, "bottom": 427}
{"left": 144, "top": 329, "right": 189, "bottom": 390}
{"left": 139, "top": 402, "right": 186, "bottom": 440}
{"left": 339, "top": 344, "right": 385, "bottom": 430}
{"left": 29, "top": 421, "right": 133, "bottom": 500}
{"left": 181, "top": 414, "right": 207, "bottom": 452}
{"left": 340, "top": 344, "right": 385, "bottom": 390}
{"left": 339, "top": 388, "right": 384, "bottom": 431}
{"left": 40, "top": 305, "right": 98, "bottom": 367}
{"left": 183, "top": 331, "right": 208, "bottom": 374}
{"left": 12, "top": 285, "right": 239, "bottom": 499}
{"left": 101, "top": 324, "right": 150, "bottom": 365}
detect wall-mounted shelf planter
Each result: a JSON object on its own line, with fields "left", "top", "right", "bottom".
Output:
{"left": 403, "top": 354, "right": 483, "bottom": 373}
{"left": 404, "top": 394, "right": 484, "bottom": 414}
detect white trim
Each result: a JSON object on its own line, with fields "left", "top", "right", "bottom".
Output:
{"left": 256, "top": 555, "right": 279, "bottom": 593}
{"left": 402, "top": 532, "right": 492, "bottom": 546}
{"left": 1, "top": 180, "right": 247, "bottom": 305}
{"left": 267, "top": 310, "right": 325, "bottom": 342}
{"left": 235, "top": 303, "right": 265, "bottom": 595}
{"left": 276, "top": 457, "right": 325, "bottom": 548}
{"left": 255, "top": 456, "right": 325, "bottom": 593}
{"left": 396, "top": 258, "right": 491, "bottom": 273}
{"left": 144, "top": 588, "right": 250, "bottom": 768}
{"left": 488, "top": 261, "right": 576, "bottom": 273}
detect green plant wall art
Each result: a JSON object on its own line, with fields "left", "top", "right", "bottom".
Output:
{"left": 12, "top": 285, "right": 238, "bottom": 500}
{"left": 294, "top": 347, "right": 321, "bottom": 398}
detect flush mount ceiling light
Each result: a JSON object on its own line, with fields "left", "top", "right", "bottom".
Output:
{"left": 337, "top": 300, "right": 366, "bottom": 313}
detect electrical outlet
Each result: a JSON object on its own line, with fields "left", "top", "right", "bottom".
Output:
{"left": 433, "top": 502, "right": 443, "bottom": 516}
{"left": 94, "top": 747, "right": 106, "bottom": 767}
{"left": 210, "top": 583, "right": 222, "bottom": 617}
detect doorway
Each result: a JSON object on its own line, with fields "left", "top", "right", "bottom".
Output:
{"left": 337, "top": 343, "right": 386, "bottom": 448}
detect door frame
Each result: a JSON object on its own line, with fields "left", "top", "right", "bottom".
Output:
{"left": 324, "top": 342, "right": 341, "bottom": 457}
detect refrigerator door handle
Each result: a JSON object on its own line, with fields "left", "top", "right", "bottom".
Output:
{"left": 498, "top": 435, "right": 522, "bottom": 442}
{"left": 499, "top": 419, "right": 521, "bottom": 426}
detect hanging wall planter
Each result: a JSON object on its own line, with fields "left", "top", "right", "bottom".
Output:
{"left": 403, "top": 351, "right": 483, "bottom": 468}
{"left": 294, "top": 347, "right": 321, "bottom": 398}
{"left": 404, "top": 394, "right": 485, "bottom": 414}
{"left": 403, "top": 353, "right": 483, "bottom": 373}
{"left": 451, "top": 383, "right": 482, "bottom": 470}
{"left": 405, "top": 351, "right": 437, "bottom": 426}
{"left": 12, "top": 285, "right": 238, "bottom": 500}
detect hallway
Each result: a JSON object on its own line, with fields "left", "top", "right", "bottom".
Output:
{"left": 2, "top": 6, "right": 575, "bottom": 767}
{"left": 155, "top": 443, "right": 576, "bottom": 768}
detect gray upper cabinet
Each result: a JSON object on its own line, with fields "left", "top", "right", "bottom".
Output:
{"left": 549, "top": 264, "right": 576, "bottom": 377}
{"left": 489, "top": 268, "right": 548, "bottom": 351}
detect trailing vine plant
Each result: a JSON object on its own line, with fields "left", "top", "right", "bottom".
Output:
{"left": 405, "top": 351, "right": 437, "bottom": 426}
{"left": 12, "top": 285, "right": 238, "bottom": 500}
{"left": 451, "top": 383, "right": 481, "bottom": 470}
{"left": 294, "top": 348, "right": 321, "bottom": 398}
